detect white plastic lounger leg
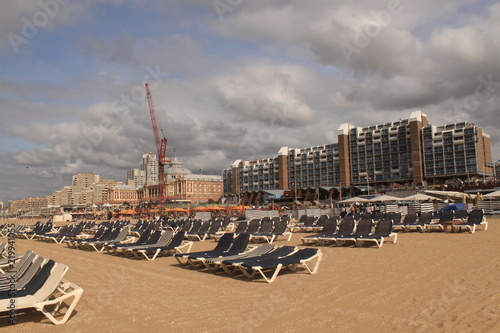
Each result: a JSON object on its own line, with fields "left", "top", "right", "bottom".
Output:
{"left": 390, "top": 233, "right": 397, "bottom": 244}
{"left": 377, "top": 238, "right": 384, "bottom": 248}
{"left": 174, "top": 255, "right": 187, "bottom": 265}
{"left": 34, "top": 280, "right": 84, "bottom": 325}
{"left": 237, "top": 265, "right": 256, "bottom": 279}
{"left": 220, "top": 263, "right": 236, "bottom": 275}
{"left": 259, "top": 264, "right": 283, "bottom": 283}
{"left": 298, "top": 252, "right": 322, "bottom": 274}
{"left": 146, "top": 249, "right": 163, "bottom": 261}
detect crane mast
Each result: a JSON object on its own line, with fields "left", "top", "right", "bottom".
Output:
{"left": 145, "top": 83, "right": 169, "bottom": 206}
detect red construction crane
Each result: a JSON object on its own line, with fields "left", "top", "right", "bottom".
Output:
{"left": 145, "top": 83, "right": 169, "bottom": 206}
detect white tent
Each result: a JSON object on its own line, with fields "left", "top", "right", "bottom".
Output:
{"left": 369, "top": 194, "right": 401, "bottom": 202}
{"left": 338, "top": 197, "right": 369, "bottom": 204}
{"left": 483, "top": 190, "right": 500, "bottom": 198}
{"left": 424, "top": 190, "right": 468, "bottom": 200}
{"left": 400, "top": 193, "right": 443, "bottom": 202}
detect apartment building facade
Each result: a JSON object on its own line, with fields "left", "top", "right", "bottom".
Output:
{"left": 141, "top": 153, "right": 158, "bottom": 185}
{"left": 223, "top": 111, "right": 494, "bottom": 195}
{"left": 46, "top": 172, "right": 122, "bottom": 207}
{"left": 9, "top": 197, "right": 48, "bottom": 216}
{"left": 127, "top": 168, "right": 146, "bottom": 186}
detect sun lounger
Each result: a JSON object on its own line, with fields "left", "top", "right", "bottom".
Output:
{"left": 123, "top": 230, "right": 175, "bottom": 258}
{"left": 334, "top": 216, "right": 374, "bottom": 246}
{"left": 204, "top": 219, "right": 223, "bottom": 240}
{"left": 452, "top": 209, "right": 488, "bottom": 233}
{"left": 18, "top": 222, "right": 46, "bottom": 239}
{"left": 0, "top": 255, "right": 46, "bottom": 291}
{"left": 185, "top": 220, "right": 202, "bottom": 236}
{"left": 406, "top": 212, "right": 433, "bottom": 232}
{"left": 184, "top": 234, "right": 251, "bottom": 268}
{"left": 0, "top": 250, "right": 37, "bottom": 279}
{"left": 356, "top": 218, "right": 397, "bottom": 248}
{"left": 247, "top": 219, "right": 273, "bottom": 242}
{"left": 65, "top": 226, "right": 107, "bottom": 248}
{"left": 174, "top": 232, "right": 234, "bottom": 265}
{"left": 236, "top": 248, "right": 322, "bottom": 283}
{"left": 106, "top": 230, "right": 154, "bottom": 254}
{"left": 212, "top": 221, "right": 248, "bottom": 241}
{"left": 133, "top": 232, "right": 193, "bottom": 261}
{"left": 393, "top": 213, "right": 416, "bottom": 232}
{"left": 0, "top": 259, "right": 83, "bottom": 325}
{"left": 82, "top": 228, "right": 130, "bottom": 252}
{"left": 220, "top": 245, "right": 296, "bottom": 275}
{"left": 301, "top": 217, "right": 339, "bottom": 245}
{"left": 316, "top": 215, "right": 356, "bottom": 245}
{"left": 310, "top": 215, "right": 329, "bottom": 232}
{"left": 42, "top": 224, "right": 85, "bottom": 244}
{"left": 425, "top": 210, "right": 454, "bottom": 232}
{"left": 289, "top": 216, "right": 317, "bottom": 232}
{"left": 186, "top": 220, "right": 214, "bottom": 241}
{"left": 202, "top": 243, "right": 277, "bottom": 272}
{"left": 454, "top": 209, "right": 469, "bottom": 221}
{"left": 0, "top": 223, "right": 26, "bottom": 237}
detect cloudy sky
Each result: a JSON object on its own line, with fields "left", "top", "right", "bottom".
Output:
{"left": 1, "top": 0, "right": 499, "bottom": 202}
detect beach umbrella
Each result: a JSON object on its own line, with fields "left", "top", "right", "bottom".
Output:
{"left": 369, "top": 194, "right": 401, "bottom": 202}
{"left": 483, "top": 190, "right": 500, "bottom": 198}
{"left": 400, "top": 193, "right": 442, "bottom": 202}
{"left": 204, "top": 205, "right": 225, "bottom": 211}
{"left": 191, "top": 206, "right": 207, "bottom": 211}
{"left": 424, "top": 190, "right": 468, "bottom": 201}
{"left": 338, "top": 197, "right": 369, "bottom": 203}
{"left": 230, "top": 205, "right": 251, "bottom": 211}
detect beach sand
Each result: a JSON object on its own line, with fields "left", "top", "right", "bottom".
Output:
{"left": 0, "top": 218, "right": 499, "bottom": 332}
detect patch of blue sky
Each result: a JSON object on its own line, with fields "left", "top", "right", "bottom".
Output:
{"left": 0, "top": 136, "right": 43, "bottom": 154}
{"left": 410, "top": 1, "right": 494, "bottom": 41}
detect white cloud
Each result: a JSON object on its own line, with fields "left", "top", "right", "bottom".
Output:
{"left": 1, "top": 1, "right": 499, "bottom": 202}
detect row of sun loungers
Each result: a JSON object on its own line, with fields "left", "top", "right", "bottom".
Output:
{"left": 62, "top": 227, "right": 194, "bottom": 259}
{"left": 0, "top": 223, "right": 27, "bottom": 237}
{"left": 174, "top": 233, "right": 322, "bottom": 283}
{"left": 65, "top": 226, "right": 132, "bottom": 251}
{"left": 295, "top": 209, "right": 487, "bottom": 234}
{"left": 0, "top": 250, "right": 83, "bottom": 325}
{"left": 212, "top": 217, "right": 292, "bottom": 243}
{"left": 301, "top": 215, "right": 397, "bottom": 248}
{"left": 392, "top": 209, "right": 488, "bottom": 233}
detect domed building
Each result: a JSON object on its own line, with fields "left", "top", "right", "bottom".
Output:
{"left": 164, "top": 157, "right": 193, "bottom": 181}
{"left": 138, "top": 155, "right": 223, "bottom": 205}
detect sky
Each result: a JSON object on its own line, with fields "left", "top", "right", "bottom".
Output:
{"left": 1, "top": 0, "right": 499, "bottom": 203}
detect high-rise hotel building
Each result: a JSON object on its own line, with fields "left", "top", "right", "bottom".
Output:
{"left": 223, "top": 111, "right": 493, "bottom": 194}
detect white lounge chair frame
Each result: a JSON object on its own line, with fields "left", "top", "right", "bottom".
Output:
{"left": 356, "top": 232, "right": 398, "bottom": 248}
{"left": 0, "top": 263, "right": 83, "bottom": 325}
{"left": 238, "top": 250, "right": 323, "bottom": 283}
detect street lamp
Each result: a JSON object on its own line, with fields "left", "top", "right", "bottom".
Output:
{"left": 365, "top": 175, "right": 371, "bottom": 196}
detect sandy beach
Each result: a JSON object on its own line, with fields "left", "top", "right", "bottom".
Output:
{"left": 0, "top": 217, "right": 499, "bottom": 332}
